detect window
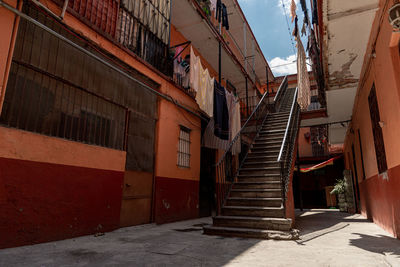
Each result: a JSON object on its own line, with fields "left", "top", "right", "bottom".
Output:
{"left": 368, "top": 84, "right": 387, "bottom": 174}
{"left": 177, "top": 126, "right": 191, "bottom": 168}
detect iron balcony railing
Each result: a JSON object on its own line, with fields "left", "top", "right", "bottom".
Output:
{"left": 65, "top": 0, "right": 173, "bottom": 76}
{"left": 277, "top": 87, "right": 300, "bottom": 214}
{"left": 239, "top": 95, "right": 261, "bottom": 119}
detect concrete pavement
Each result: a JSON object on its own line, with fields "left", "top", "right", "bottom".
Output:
{"left": 0, "top": 209, "right": 399, "bottom": 266}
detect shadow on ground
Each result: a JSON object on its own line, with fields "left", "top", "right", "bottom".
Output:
{"left": 350, "top": 233, "right": 400, "bottom": 259}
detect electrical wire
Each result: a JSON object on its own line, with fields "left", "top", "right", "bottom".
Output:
{"left": 280, "top": 0, "right": 297, "bottom": 55}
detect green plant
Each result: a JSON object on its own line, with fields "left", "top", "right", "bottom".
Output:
{"left": 330, "top": 178, "right": 346, "bottom": 195}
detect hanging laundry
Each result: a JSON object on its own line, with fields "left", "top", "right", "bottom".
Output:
{"left": 292, "top": 16, "right": 298, "bottom": 37}
{"left": 222, "top": 3, "right": 229, "bottom": 30}
{"left": 216, "top": 0, "right": 222, "bottom": 22}
{"left": 190, "top": 46, "right": 201, "bottom": 92}
{"left": 214, "top": 80, "right": 229, "bottom": 140}
{"left": 196, "top": 66, "right": 214, "bottom": 117}
{"left": 210, "top": 0, "right": 217, "bottom": 12}
{"left": 308, "top": 30, "right": 326, "bottom": 107}
{"left": 203, "top": 117, "right": 230, "bottom": 151}
{"left": 225, "top": 89, "right": 241, "bottom": 155}
{"left": 312, "top": 0, "right": 319, "bottom": 25}
{"left": 290, "top": 0, "right": 297, "bottom": 23}
{"left": 175, "top": 46, "right": 183, "bottom": 63}
{"left": 296, "top": 32, "right": 311, "bottom": 110}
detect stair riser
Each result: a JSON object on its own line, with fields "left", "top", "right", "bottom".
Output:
{"left": 226, "top": 199, "right": 282, "bottom": 207}
{"left": 222, "top": 208, "right": 285, "bottom": 218}
{"left": 243, "top": 162, "right": 280, "bottom": 168}
{"left": 230, "top": 191, "right": 282, "bottom": 198}
{"left": 245, "top": 157, "right": 278, "bottom": 163}
{"left": 240, "top": 169, "right": 281, "bottom": 176}
{"left": 256, "top": 137, "right": 284, "bottom": 142}
{"left": 251, "top": 146, "right": 281, "bottom": 151}
{"left": 237, "top": 177, "right": 281, "bottom": 183}
{"left": 213, "top": 219, "right": 291, "bottom": 231}
{"left": 233, "top": 183, "right": 281, "bottom": 190}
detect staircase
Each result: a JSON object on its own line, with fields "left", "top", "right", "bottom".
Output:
{"left": 204, "top": 80, "right": 300, "bottom": 240}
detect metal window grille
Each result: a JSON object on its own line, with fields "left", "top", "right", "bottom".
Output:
{"left": 117, "top": 0, "right": 172, "bottom": 76}
{"left": 177, "top": 126, "right": 191, "bottom": 168}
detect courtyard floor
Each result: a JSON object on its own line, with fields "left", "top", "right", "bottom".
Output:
{"left": 0, "top": 209, "right": 399, "bottom": 267}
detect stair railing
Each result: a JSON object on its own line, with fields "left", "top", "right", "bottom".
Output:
{"left": 273, "top": 76, "right": 288, "bottom": 112}
{"left": 214, "top": 79, "right": 289, "bottom": 215}
{"left": 277, "top": 87, "right": 300, "bottom": 215}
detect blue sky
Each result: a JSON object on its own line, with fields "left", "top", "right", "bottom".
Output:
{"left": 237, "top": 0, "right": 311, "bottom": 76}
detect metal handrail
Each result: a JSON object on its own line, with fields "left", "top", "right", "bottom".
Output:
{"left": 277, "top": 87, "right": 299, "bottom": 162}
{"left": 216, "top": 89, "right": 270, "bottom": 166}
{"left": 273, "top": 76, "right": 288, "bottom": 103}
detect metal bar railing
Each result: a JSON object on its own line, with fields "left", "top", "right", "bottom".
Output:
{"left": 214, "top": 78, "right": 290, "bottom": 215}
{"left": 273, "top": 75, "right": 288, "bottom": 111}
{"left": 277, "top": 87, "right": 300, "bottom": 216}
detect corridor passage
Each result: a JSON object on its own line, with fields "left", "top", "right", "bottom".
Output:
{"left": 1, "top": 210, "right": 399, "bottom": 266}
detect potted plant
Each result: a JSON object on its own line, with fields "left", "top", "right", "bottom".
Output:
{"left": 330, "top": 178, "right": 347, "bottom": 212}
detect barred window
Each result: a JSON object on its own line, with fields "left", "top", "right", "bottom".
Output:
{"left": 177, "top": 126, "right": 191, "bottom": 168}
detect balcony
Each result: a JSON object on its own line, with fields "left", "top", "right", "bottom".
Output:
{"left": 66, "top": 0, "right": 173, "bottom": 76}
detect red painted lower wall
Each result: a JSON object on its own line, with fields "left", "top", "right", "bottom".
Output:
{"left": 0, "top": 157, "right": 124, "bottom": 248}
{"left": 154, "top": 176, "right": 199, "bottom": 224}
{"left": 360, "top": 164, "right": 400, "bottom": 239}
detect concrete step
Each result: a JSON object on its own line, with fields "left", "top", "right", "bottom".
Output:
{"left": 221, "top": 205, "right": 285, "bottom": 217}
{"left": 226, "top": 197, "right": 282, "bottom": 207}
{"left": 230, "top": 189, "right": 282, "bottom": 198}
{"left": 248, "top": 151, "right": 280, "bottom": 157}
{"left": 245, "top": 155, "right": 278, "bottom": 162}
{"left": 243, "top": 161, "right": 280, "bottom": 168}
{"left": 259, "top": 129, "right": 286, "bottom": 135}
{"left": 233, "top": 181, "right": 281, "bottom": 190}
{"left": 237, "top": 176, "right": 281, "bottom": 183}
{"left": 256, "top": 136, "right": 284, "bottom": 142}
{"left": 212, "top": 216, "right": 291, "bottom": 231}
{"left": 251, "top": 145, "right": 282, "bottom": 151}
{"left": 239, "top": 167, "right": 281, "bottom": 176}
{"left": 253, "top": 140, "right": 282, "bottom": 146}
{"left": 203, "top": 225, "right": 299, "bottom": 240}
{"left": 265, "top": 117, "right": 289, "bottom": 123}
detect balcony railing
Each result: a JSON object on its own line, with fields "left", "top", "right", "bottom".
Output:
{"left": 66, "top": 0, "right": 172, "bottom": 76}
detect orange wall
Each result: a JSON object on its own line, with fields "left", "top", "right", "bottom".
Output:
{"left": 344, "top": 0, "right": 400, "bottom": 238}
{"left": 0, "top": 127, "right": 126, "bottom": 171}
{"left": 298, "top": 127, "right": 313, "bottom": 158}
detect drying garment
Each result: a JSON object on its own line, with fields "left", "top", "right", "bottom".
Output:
{"left": 214, "top": 80, "right": 229, "bottom": 140}
{"left": 202, "top": 117, "right": 230, "bottom": 151}
{"left": 225, "top": 89, "right": 241, "bottom": 155}
{"left": 196, "top": 66, "right": 214, "bottom": 117}
{"left": 190, "top": 46, "right": 201, "bottom": 92}
{"left": 175, "top": 46, "right": 183, "bottom": 63}
{"left": 296, "top": 32, "right": 311, "bottom": 110}
{"left": 308, "top": 30, "right": 326, "bottom": 107}
{"left": 290, "top": 0, "right": 297, "bottom": 23}
{"left": 222, "top": 4, "right": 229, "bottom": 30}
{"left": 210, "top": 0, "right": 217, "bottom": 11}
{"left": 312, "top": 0, "right": 318, "bottom": 25}
{"left": 216, "top": 0, "right": 222, "bottom": 22}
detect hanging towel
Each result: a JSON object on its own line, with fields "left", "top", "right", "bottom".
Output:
{"left": 296, "top": 32, "right": 311, "bottom": 110}
{"left": 214, "top": 80, "right": 229, "bottom": 140}
{"left": 190, "top": 46, "right": 200, "bottom": 92}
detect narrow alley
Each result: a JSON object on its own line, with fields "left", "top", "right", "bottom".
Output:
{"left": 1, "top": 210, "right": 399, "bottom": 267}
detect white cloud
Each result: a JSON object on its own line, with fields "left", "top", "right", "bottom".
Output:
{"left": 269, "top": 54, "right": 311, "bottom": 76}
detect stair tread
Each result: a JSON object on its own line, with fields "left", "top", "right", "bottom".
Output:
{"left": 238, "top": 174, "right": 280, "bottom": 177}
{"left": 231, "top": 189, "right": 281, "bottom": 192}
{"left": 228, "top": 197, "right": 282, "bottom": 200}
{"left": 223, "top": 205, "right": 284, "bottom": 210}
{"left": 235, "top": 181, "right": 281, "bottom": 184}
{"left": 240, "top": 167, "right": 281, "bottom": 170}
{"left": 214, "top": 216, "right": 290, "bottom": 222}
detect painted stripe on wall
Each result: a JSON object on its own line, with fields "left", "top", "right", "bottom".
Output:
{"left": 0, "top": 126, "right": 126, "bottom": 171}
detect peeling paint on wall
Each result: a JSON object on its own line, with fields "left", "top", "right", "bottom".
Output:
{"left": 329, "top": 53, "right": 359, "bottom": 89}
